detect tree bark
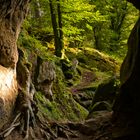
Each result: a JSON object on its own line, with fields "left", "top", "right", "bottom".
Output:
{"left": 0, "top": 0, "right": 30, "bottom": 128}
{"left": 57, "top": 0, "right": 64, "bottom": 57}
{"left": 49, "top": 0, "right": 64, "bottom": 57}
{"left": 33, "top": 0, "right": 42, "bottom": 18}
{"left": 49, "top": 0, "right": 60, "bottom": 57}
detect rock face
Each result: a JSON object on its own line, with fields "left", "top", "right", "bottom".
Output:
{"left": 91, "top": 77, "right": 117, "bottom": 106}
{"left": 0, "top": 0, "right": 30, "bottom": 128}
{"left": 87, "top": 77, "right": 117, "bottom": 119}
{"left": 120, "top": 19, "right": 139, "bottom": 85}
{"left": 37, "top": 61, "right": 56, "bottom": 100}
{"left": 113, "top": 1, "right": 140, "bottom": 136}
{"left": 0, "top": 0, "right": 30, "bottom": 68}
{"left": 0, "top": 24, "right": 18, "bottom": 68}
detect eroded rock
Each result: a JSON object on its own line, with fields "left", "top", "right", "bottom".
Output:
{"left": 37, "top": 61, "right": 56, "bottom": 100}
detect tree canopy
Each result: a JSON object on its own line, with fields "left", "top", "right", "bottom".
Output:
{"left": 21, "top": 0, "right": 138, "bottom": 59}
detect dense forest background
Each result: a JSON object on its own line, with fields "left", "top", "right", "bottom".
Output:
{"left": 0, "top": 0, "right": 139, "bottom": 140}
{"left": 20, "top": 0, "right": 138, "bottom": 59}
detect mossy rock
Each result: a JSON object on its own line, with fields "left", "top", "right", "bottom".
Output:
{"left": 36, "top": 91, "right": 88, "bottom": 122}
{"left": 87, "top": 101, "right": 112, "bottom": 119}
{"left": 17, "top": 46, "right": 88, "bottom": 122}
{"left": 88, "top": 77, "right": 119, "bottom": 115}
{"left": 35, "top": 63, "right": 88, "bottom": 122}
{"left": 92, "top": 77, "right": 118, "bottom": 104}
{"left": 60, "top": 59, "right": 71, "bottom": 71}
{"left": 64, "top": 71, "right": 73, "bottom": 80}
{"left": 66, "top": 47, "right": 120, "bottom": 74}
{"left": 60, "top": 59, "right": 74, "bottom": 80}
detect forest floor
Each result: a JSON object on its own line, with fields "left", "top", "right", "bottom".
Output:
{"left": 0, "top": 112, "right": 110, "bottom": 140}
{"left": 55, "top": 56, "right": 112, "bottom": 140}
{"left": 56, "top": 111, "right": 113, "bottom": 140}
{"left": 56, "top": 48, "right": 133, "bottom": 140}
{"left": 1, "top": 48, "right": 133, "bottom": 140}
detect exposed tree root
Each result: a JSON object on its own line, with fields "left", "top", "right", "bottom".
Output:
{"left": 0, "top": 49, "right": 78, "bottom": 140}
{"left": 37, "top": 116, "right": 78, "bottom": 139}
{"left": 0, "top": 87, "right": 78, "bottom": 140}
{"left": 0, "top": 90, "right": 37, "bottom": 139}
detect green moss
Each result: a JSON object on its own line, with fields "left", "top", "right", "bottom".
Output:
{"left": 35, "top": 62, "right": 88, "bottom": 122}
{"left": 92, "top": 71, "right": 113, "bottom": 87}
{"left": 18, "top": 29, "right": 122, "bottom": 124}
{"left": 66, "top": 47, "right": 120, "bottom": 74}
{"left": 35, "top": 91, "right": 88, "bottom": 122}
{"left": 35, "top": 92, "right": 64, "bottom": 121}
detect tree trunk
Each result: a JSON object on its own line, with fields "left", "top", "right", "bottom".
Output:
{"left": 113, "top": 2, "right": 140, "bottom": 139}
{"left": 49, "top": 0, "right": 60, "bottom": 57}
{"left": 0, "top": 0, "right": 30, "bottom": 128}
{"left": 57, "top": 0, "right": 64, "bottom": 57}
{"left": 49, "top": 0, "right": 64, "bottom": 57}
{"left": 34, "top": 0, "right": 42, "bottom": 18}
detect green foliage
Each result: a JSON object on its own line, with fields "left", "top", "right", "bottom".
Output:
{"left": 89, "top": 0, "right": 138, "bottom": 57}
{"left": 17, "top": 0, "right": 139, "bottom": 122}
{"left": 18, "top": 28, "right": 58, "bottom": 61}
{"left": 62, "top": 0, "right": 102, "bottom": 43}
{"left": 35, "top": 64, "right": 88, "bottom": 121}
{"left": 19, "top": 0, "right": 139, "bottom": 59}
{"left": 35, "top": 92, "right": 64, "bottom": 121}
{"left": 25, "top": 0, "right": 106, "bottom": 48}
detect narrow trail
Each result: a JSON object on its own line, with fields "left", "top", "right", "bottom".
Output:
{"left": 66, "top": 70, "right": 113, "bottom": 140}
{"left": 70, "top": 70, "right": 96, "bottom": 94}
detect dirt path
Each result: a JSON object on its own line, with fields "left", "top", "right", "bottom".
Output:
{"left": 70, "top": 70, "right": 96, "bottom": 94}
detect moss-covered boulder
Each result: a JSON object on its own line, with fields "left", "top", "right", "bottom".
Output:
{"left": 16, "top": 45, "right": 88, "bottom": 123}
{"left": 87, "top": 77, "right": 119, "bottom": 118}
{"left": 91, "top": 77, "right": 118, "bottom": 105}
{"left": 66, "top": 47, "right": 120, "bottom": 74}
